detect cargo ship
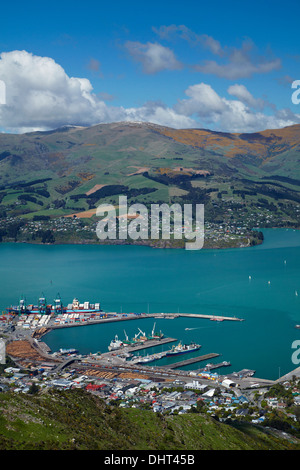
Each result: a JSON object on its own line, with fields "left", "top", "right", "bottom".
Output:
{"left": 132, "top": 324, "right": 164, "bottom": 343}
{"left": 108, "top": 324, "right": 164, "bottom": 351}
{"left": 148, "top": 322, "right": 164, "bottom": 340}
{"left": 6, "top": 295, "right": 102, "bottom": 315}
{"left": 166, "top": 341, "right": 201, "bottom": 356}
{"left": 108, "top": 335, "right": 124, "bottom": 351}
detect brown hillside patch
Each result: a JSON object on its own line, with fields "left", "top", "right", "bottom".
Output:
{"left": 155, "top": 125, "right": 300, "bottom": 161}
{"left": 86, "top": 184, "right": 107, "bottom": 196}
{"left": 127, "top": 166, "right": 150, "bottom": 176}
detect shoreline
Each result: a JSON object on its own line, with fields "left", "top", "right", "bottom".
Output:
{"left": 3, "top": 308, "right": 300, "bottom": 385}
{"left": 7, "top": 317, "right": 299, "bottom": 386}
{"left": 0, "top": 235, "right": 263, "bottom": 250}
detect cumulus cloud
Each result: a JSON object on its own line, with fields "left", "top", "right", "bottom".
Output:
{"left": 175, "top": 83, "right": 226, "bottom": 120}
{"left": 0, "top": 50, "right": 298, "bottom": 134}
{"left": 124, "top": 101, "right": 195, "bottom": 128}
{"left": 124, "top": 41, "right": 182, "bottom": 74}
{"left": 0, "top": 50, "right": 103, "bottom": 131}
{"left": 0, "top": 50, "right": 190, "bottom": 132}
{"left": 227, "top": 84, "right": 266, "bottom": 110}
{"left": 175, "top": 82, "right": 300, "bottom": 133}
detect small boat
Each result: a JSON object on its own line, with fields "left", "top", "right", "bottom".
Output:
{"left": 59, "top": 348, "right": 78, "bottom": 355}
{"left": 136, "top": 355, "right": 156, "bottom": 364}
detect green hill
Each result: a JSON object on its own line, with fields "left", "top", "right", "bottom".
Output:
{"left": 1, "top": 121, "right": 300, "bottom": 243}
{"left": 0, "top": 389, "right": 299, "bottom": 450}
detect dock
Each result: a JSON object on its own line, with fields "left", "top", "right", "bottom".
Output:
{"left": 47, "top": 311, "right": 244, "bottom": 331}
{"left": 166, "top": 353, "right": 220, "bottom": 370}
{"left": 155, "top": 313, "right": 244, "bottom": 322}
{"left": 116, "top": 337, "right": 177, "bottom": 354}
{"left": 196, "top": 361, "right": 231, "bottom": 373}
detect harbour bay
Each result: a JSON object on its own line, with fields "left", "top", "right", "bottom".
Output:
{"left": 1, "top": 228, "right": 300, "bottom": 380}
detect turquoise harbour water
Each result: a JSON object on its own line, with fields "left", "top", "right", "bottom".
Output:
{"left": 1, "top": 228, "right": 300, "bottom": 380}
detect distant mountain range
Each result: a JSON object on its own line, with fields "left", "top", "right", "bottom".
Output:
{"left": 1, "top": 121, "right": 300, "bottom": 222}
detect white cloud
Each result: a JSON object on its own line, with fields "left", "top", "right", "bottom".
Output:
{"left": 0, "top": 50, "right": 102, "bottom": 131}
{"left": 175, "top": 82, "right": 300, "bottom": 132}
{"left": 227, "top": 84, "right": 266, "bottom": 110}
{"left": 175, "top": 83, "right": 226, "bottom": 119}
{"left": 124, "top": 41, "right": 182, "bottom": 74}
{"left": 0, "top": 50, "right": 298, "bottom": 135}
{"left": 124, "top": 101, "right": 195, "bottom": 128}
{"left": 0, "top": 50, "right": 190, "bottom": 132}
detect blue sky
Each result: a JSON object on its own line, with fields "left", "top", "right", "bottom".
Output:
{"left": 0, "top": 0, "right": 300, "bottom": 133}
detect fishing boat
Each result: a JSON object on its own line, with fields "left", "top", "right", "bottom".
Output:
{"left": 166, "top": 341, "right": 201, "bottom": 356}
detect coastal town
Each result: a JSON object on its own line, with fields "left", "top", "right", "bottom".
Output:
{"left": 1, "top": 305, "right": 300, "bottom": 437}
{"left": 0, "top": 211, "right": 265, "bottom": 249}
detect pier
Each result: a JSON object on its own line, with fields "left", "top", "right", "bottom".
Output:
{"left": 196, "top": 361, "right": 231, "bottom": 373}
{"left": 155, "top": 313, "right": 244, "bottom": 322}
{"left": 46, "top": 311, "right": 244, "bottom": 331}
{"left": 166, "top": 353, "right": 220, "bottom": 370}
{"left": 112, "top": 337, "right": 177, "bottom": 354}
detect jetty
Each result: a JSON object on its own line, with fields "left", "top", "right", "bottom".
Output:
{"left": 155, "top": 313, "right": 244, "bottom": 322}
{"left": 166, "top": 353, "right": 220, "bottom": 370}
{"left": 196, "top": 361, "right": 231, "bottom": 373}
{"left": 116, "top": 337, "right": 177, "bottom": 354}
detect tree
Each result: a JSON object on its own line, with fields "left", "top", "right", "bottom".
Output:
{"left": 27, "top": 383, "right": 40, "bottom": 395}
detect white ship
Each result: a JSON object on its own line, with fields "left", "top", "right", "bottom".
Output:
{"left": 108, "top": 335, "right": 124, "bottom": 351}
{"left": 166, "top": 341, "right": 201, "bottom": 356}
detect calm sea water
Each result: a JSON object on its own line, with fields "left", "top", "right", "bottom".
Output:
{"left": 1, "top": 228, "right": 300, "bottom": 380}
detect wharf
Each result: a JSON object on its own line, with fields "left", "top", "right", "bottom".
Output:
{"left": 156, "top": 313, "right": 244, "bottom": 322}
{"left": 196, "top": 361, "right": 231, "bottom": 373}
{"left": 166, "top": 353, "right": 220, "bottom": 370}
{"left": 28, "top": 311, "right": 244, "bottom": 335}
{"left": 119, "top": 337, "right": 177, "bottom": 353}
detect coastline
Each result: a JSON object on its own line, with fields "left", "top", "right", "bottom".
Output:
{"left": 6, "top": 313, "right": 300, "bottom": 386}
{"left": 1, "top": 234, "right": 263, "bottom": 250}
{"left": 3, "top": 226, "right": 300, "bottom": 385}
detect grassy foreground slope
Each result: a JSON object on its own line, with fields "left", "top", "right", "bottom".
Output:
{"left": 0, "top": 389, "right": 299, "bottom": 450}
